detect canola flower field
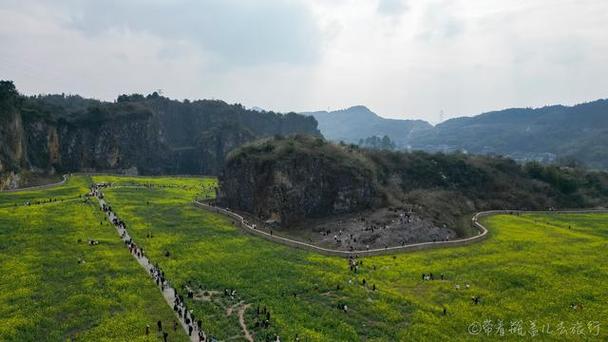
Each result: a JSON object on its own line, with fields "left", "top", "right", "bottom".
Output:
{"left": 0, "top": 175, "right": 605, "bottom": 341}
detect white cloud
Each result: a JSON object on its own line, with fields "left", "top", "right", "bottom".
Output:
{"left": 377, "top": 0, "right": 409, "bottom": 17}
{"left": 1, "top": 0, "right": 608, "bottom": 122}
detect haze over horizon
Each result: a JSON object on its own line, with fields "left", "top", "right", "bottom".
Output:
{"left": 1, "top": 0, "right": 607, "bottom": 122}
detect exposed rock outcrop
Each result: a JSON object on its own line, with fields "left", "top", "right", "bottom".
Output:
{"left": 219, "top": 136, "right": 378, "bottom": 226}
{"left": 218, "top": 135, "right": 608, "bottom": 236}
{"left": 0, "top": 81, "right": 320, "bottom": 188}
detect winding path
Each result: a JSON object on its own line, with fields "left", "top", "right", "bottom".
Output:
{"left": 194, "top": 201, "right": 608, "bottom": 257}
{"left": 194, "top": 201, "right": 488, "bottom": 257}
{"left": 0, "top": 174, "right": 68, "bottom": 192}
{"left": 237, "top": 304, "right": 253, "bottom": 342}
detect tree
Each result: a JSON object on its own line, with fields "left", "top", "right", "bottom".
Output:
{"left": 381, "top": 135, "right": 396, "bottom": 150}
{"left": 359, "top": 135, "right": 396, "bottom": 150}
{"left": 117, "top": 94, "right": 145, "bottom": 103}
{"left": 0, "top": 80, "right": 20, "bottom": 112}
{"left": 146, "top": 91, "right": 160, "bottom": 99}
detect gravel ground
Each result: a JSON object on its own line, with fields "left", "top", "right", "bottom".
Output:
{"left": 248, "top": 206, "right": 457, "bottom": 251}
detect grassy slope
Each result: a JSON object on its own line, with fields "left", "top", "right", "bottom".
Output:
{"left": 0, "top": 179, "right": 188, "bottom": 341}
{"left": 96, "top": 175, "right": 608, "bottom": 341}
{"left": 0, "top": 175, "right": 90, "bottom": 208}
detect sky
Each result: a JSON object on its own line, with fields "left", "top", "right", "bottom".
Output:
{"left": 1, "top": 0, "right": 607, "bottom": 122}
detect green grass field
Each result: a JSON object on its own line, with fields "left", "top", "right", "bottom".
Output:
{"left": 90, "top": 175, "right": 608, "bottom": 341}
{"left": 0, "top": 175, "right": 605, "bottom": 341}
{"left": 0, "top": 175, "right": 90, "bottom": 208}
{"left": 0, "top": 178, "right": 188, "bottom": 341}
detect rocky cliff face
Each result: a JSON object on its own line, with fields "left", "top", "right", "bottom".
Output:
{"left": 54, "top": 114, "right": 169, "bottom": 174}
{"left": 0, "top": 114, "right": 165, "bottom": 191}
{"left": 0, "top": 82, "right": 320, "bottom": 189}
{"left": 0, "top": 102, "right": 27, "bottom": 178}
{"left": 219, "top": 136, "right": 378, "bottom": 226}
{"left": 219, "top": 135, "right": 608, "bottom": 232}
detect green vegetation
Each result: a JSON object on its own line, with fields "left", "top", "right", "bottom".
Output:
{"left": 92, "top": 174, "right": 215, "bottom": 189}
{"left": 0, "top": 81, "right": 20, "bottom": 115}
{"left": 358, "top": 135, "right": 396, "bottom": 150}
{"left": 0, "top": 174, "right": 605, "bottom": 340}
{"left": 94, "top": 175, "right": 607, "bottom": 341}
{"left": 229, "top": 135, "right": 375, "bottom": 177}
{"left": 0, "top": 175, "right": 90, "bottom": 208}
{"left": 0, "top": 178, "right": 187, "bottom": 341}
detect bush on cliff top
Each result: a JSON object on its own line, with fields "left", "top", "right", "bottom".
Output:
{"left": 227, "top": 134, "right": 376, "bottom": 177}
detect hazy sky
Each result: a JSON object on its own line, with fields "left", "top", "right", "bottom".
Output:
{"left": 1, "top": 0, "right": 607, "bottom": 122}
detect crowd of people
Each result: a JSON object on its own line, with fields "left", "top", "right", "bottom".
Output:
{"left": 172, "top": 289, "right": 205, "bottom": 340}
{"left": 91, "top": 183, "right": 206, "bottom": 341}
{"left": 421, "top": 272, "right": 446, "bottom": 281}
{"left": 13, "top": 196, "right": 72, "bottom": 208}
{"left": 253, "top": 305, "right": 272, "bottom": 329}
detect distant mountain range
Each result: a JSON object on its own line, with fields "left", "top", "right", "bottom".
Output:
{"left": 303, "top": 100, "right": 608, "bottom": 169}
{"left": 302, "top": 105, "right": 431, "bottom": 146}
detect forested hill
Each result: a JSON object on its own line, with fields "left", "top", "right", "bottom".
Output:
{"left": 409, "top": 99, "right": 608, "bottom": 169}
{"left": 0, "top": 81, "right": 319, "bottom": 189}
{"left": 304, "top": 100, "right": 608, "bottom": 169}
{"left": 303, "top": 105, "right": 432, "bottom": 146}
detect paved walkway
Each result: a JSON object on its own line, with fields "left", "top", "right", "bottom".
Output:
{"left": 195, "top": 202, "right": 608, "bottom": 257}
{"left": 91, "top": 182, "right": 607, "bottom": 259}
{"left": 0, "top": 174, "right": 68, "bottom": 192}
{"left": 93, "top": 185, "right": 206, "bottom": 342}
{"left": 194, "top": 201, "right": 489, "bottom": 257}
